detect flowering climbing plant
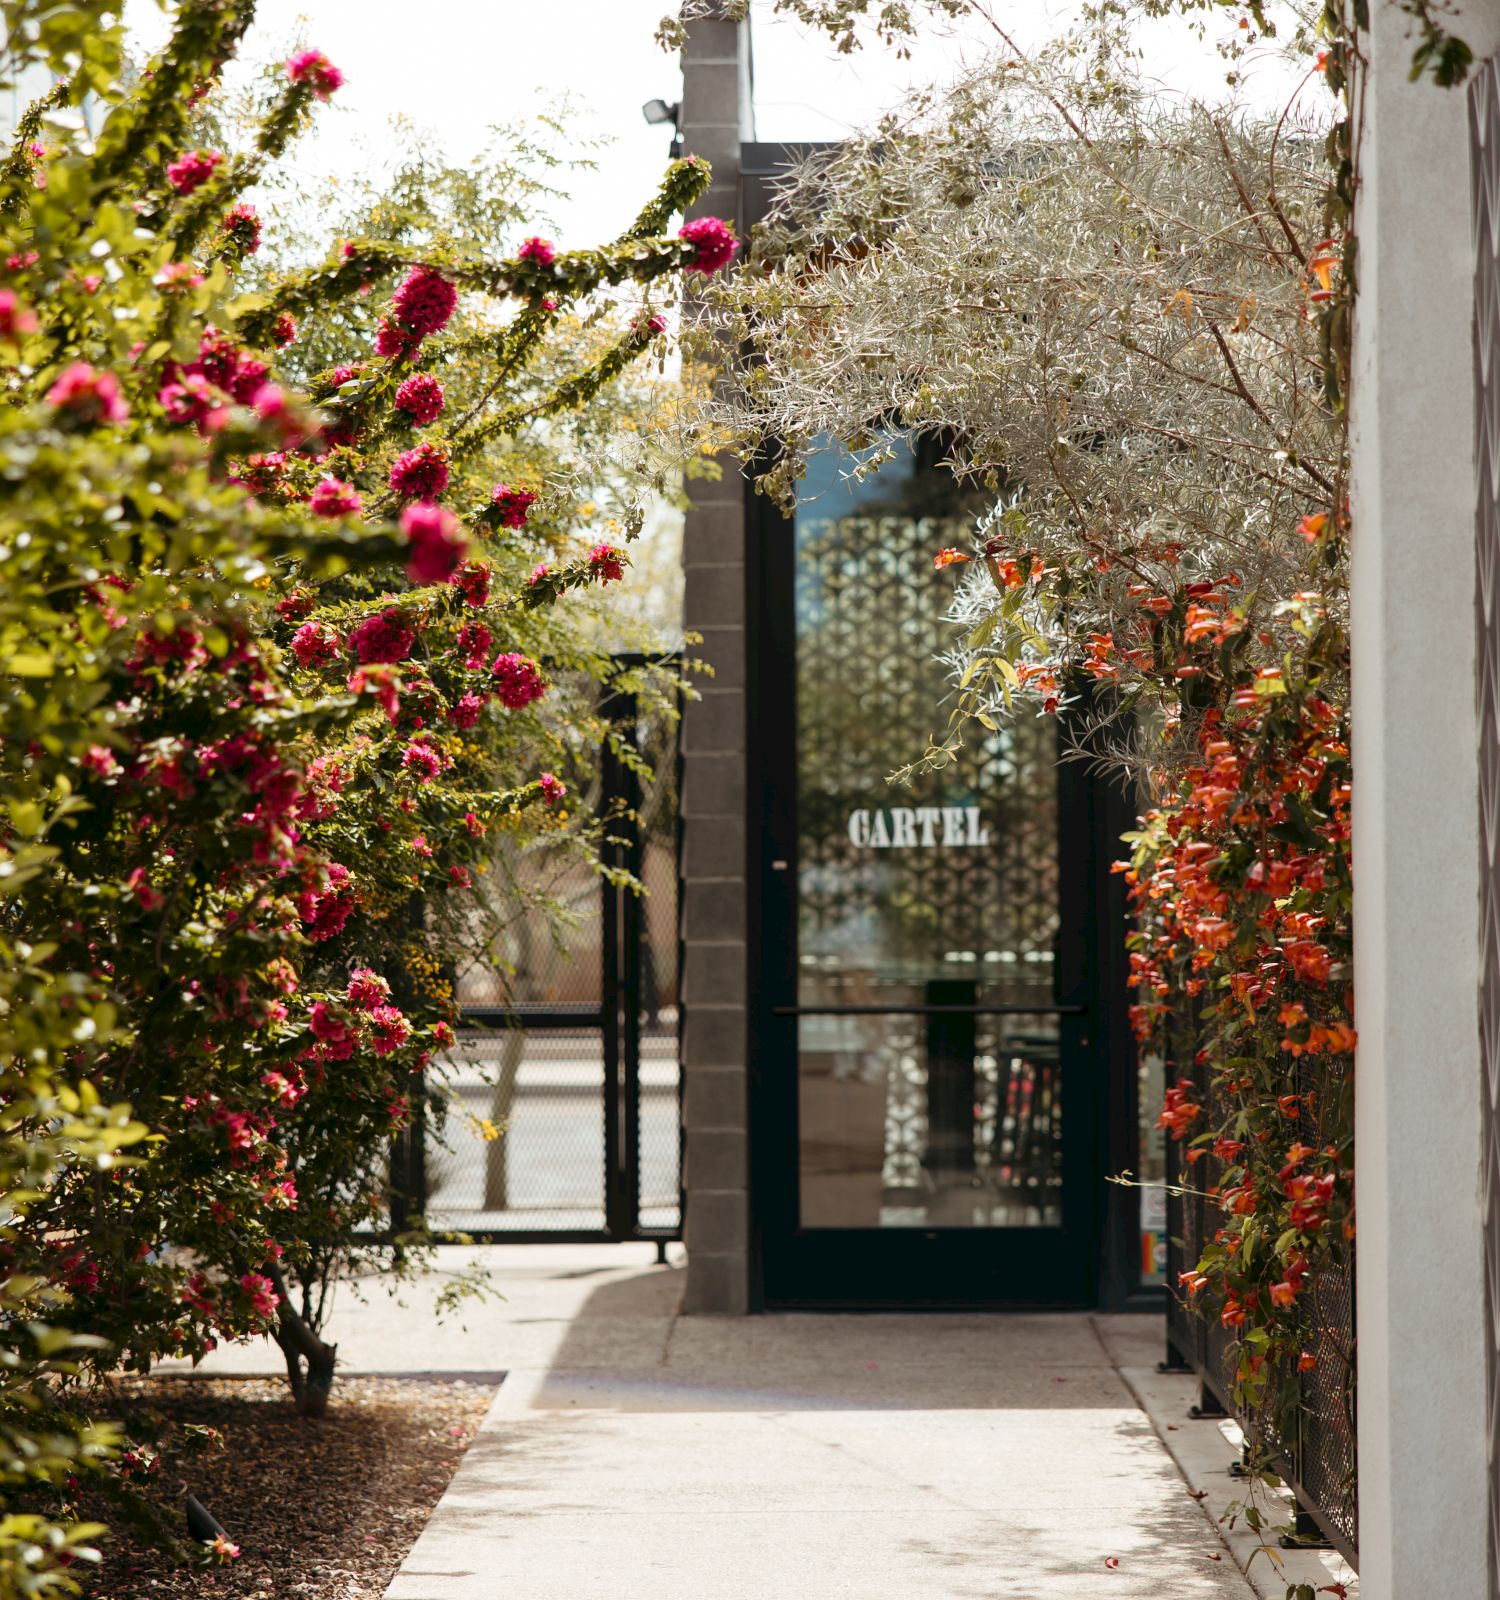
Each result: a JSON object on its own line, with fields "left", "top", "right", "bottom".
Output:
{"left": 0, "top": 0, "right": 735, "bottom": 1576}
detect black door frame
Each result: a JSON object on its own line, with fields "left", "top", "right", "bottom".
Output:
{"left": 743, "top": 481, "right": 1147, "bottom": 1311}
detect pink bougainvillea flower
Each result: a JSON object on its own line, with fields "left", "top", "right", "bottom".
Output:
{"left": 239, "top": 450, "right": 290, "bottom": 499}
{"left": 309, "top": 1000, "right": 356, "bottom": 1057}
{"left": 491, "top": 652, "right": 548, "bottom": 709}
{"left": 401, "top": 739, "right": 444, "bottom": 782}
{"left": 347, "top": 663, "right": 401, "bottom": 721}
{"left": 410, "top": 834, "right": 433, "bottom": 858}
{"left": 309, "top": 476, "right": 362, "bottom": 518}
{"left": 347, "top": 968, "right": 391, "bottom": 1009}
{"left": 539, "top": 771, "right": 567, "bottom": 806}
{"left": 490, "top": 483, "right": 536, "bottom": 528}
{"left": 588, "top": 543, "right": 625, "bottom": 583}
{"left": 451, "top": 561, "right": 491, "bottom": 608}
{"left": 402, "top": 501, "right": 467, "bottom": 584}
{"left": 251, "top": 383, "right": 308, "bottom": 447}
{"left": 518, "top": 235, "right": 556, "bottom": 267}
{"left": 392, "top": 265, "right": 458, "bottom": 336}
{"left": 272, "top": 311, "right": 298, "bottom": 347}
{"left": 261, "top": 1069, "right": 305, "bottom": 1109}
{"left": 528, "top": 563, "right": 550, "bottom": 587}
{"left": 47, "top": 362, "right": 130, "bottom": 425}
{"left": 348, "top": 607, "right": 416, "bottom": 664}
{"left": 81, "top": 744, "right": 120, "bottom": 778}
{"left": 286, "top": 48, "right": 343, "bottom": 99}
{"left": 390, "top": 441, "right": 450, "bottom": 501}
{"left": 291, "top": 621, "right": 341, "bottom": 668}
{"left": 154, "top": 261, "right": 205, "bottom": 291}
{"left": 220, "top": 202, "right": 262, "bottom": 255}
{"left": 394, "top": 371, "right": 445, "bottom": 425}
{"left": 374, "top": 316, "right": 422, "bottom": 360}
{"left": 166, "top": 148, "right": 222, "bottom": 194}
{"left": 231, "top": 358, "right": 271, "bottom": 407}
{"left": 239, "top": 1272, "right": 280, "bottom": 1318}
{"left": 448, "top": 865, "right": 472, "bottom": 889}
{"left": 454, "top": 622, "right": 493, "bottom": 669}
{"left": 298, "top": 863, "right": 356, "bottom": 941}
{"left": 678, "top": 215, "right": 738, "bottom": 273}
{"left": 0, "top": 289, "right": 37, "bottom": 342}
{"left": 370, "top": 1003, "right": 411, "bottom": 1055}
{"left": 126, "top": 866, "right": 162, "bottom": 911}
{"left": 446, "top": 690, "right": 487, "bottom": 729}
{"left": 158, "top": 373, "right": 226, "bottom": 433}
{"left": 933, "top": 547, "right": 970, "bottom": 569}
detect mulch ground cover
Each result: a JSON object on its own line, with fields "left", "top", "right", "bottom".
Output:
{"left": 82, "top": 1373, "right": 498, "bottom": 1599}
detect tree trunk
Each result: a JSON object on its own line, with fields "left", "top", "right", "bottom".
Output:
{"left": 483, "top": 845, "right": 532, "bottom": 1213}
{"left": 269, "top": 1266, "right": 337, "bottom": 1417}
{"left": 482, "top": 1026, "right": 524, "bottom": 1210}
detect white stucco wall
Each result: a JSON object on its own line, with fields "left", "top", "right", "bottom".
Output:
{"left": 1349, "top": 2, "right": 1500, "bottom": 1593}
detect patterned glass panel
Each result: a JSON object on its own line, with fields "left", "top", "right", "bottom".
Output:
{"left": 793, "top": 441, "right": 1062, "bottom": 1228}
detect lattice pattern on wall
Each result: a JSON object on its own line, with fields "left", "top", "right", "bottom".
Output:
{"left": 1469, "top": 57, "right": 1500, "bottom": 1600}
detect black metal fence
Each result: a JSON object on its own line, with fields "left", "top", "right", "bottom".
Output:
{"left": 1164, "top": 1043, "right": 1357, "bottom": 1566}
{"left": 396, "top": 660, "right": 682, "bottom": 1246}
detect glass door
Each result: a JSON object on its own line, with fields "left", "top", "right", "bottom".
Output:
{"left": 749, "top": 439, "right": 1105, "bottom": 1307}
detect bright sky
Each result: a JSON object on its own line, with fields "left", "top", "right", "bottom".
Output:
{"left": 115, "top": 0, "right": 1313, "bottom": 637}
{"left": 121, "top": 0, "right": 1315, "bottom": 251}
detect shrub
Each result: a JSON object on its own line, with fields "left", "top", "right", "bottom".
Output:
{"left": 0, "top": 0, "right": 730, "bottom": 1574}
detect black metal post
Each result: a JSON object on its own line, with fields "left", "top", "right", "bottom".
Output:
{"left": 620, "top": 688, "right": 645, "bottom": 1239}
{"left": 601, "top": 712, "right": 627, "bottom": 1240}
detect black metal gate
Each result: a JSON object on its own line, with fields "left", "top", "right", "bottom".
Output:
{"left": 1163, "top": 1034, "right": 1357, "bottom": 1565}
{"left": 400, "top": 660, "right": 682, "bottom": 1246}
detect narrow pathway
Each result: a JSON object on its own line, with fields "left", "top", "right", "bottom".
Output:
{"left": 385, "top": 1252, "right": 1255, "bottom": 1600}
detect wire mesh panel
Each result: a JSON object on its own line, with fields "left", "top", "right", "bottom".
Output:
{"left": 427, "top": 1027, "right": 608, "bottom": 1232}
{"left": 1163, "top": 1028, "right": 1357, "bottom": 1564}
{"left": 418, "top": 661, "right": 682, "bottom": 1242}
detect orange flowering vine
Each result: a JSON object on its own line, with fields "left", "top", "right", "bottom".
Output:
{"left": 1126, "top": 609, "right": 1354, "bottom": 1451}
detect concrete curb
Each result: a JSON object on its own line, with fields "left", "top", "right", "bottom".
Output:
{"left": 1092, "top": 1317, "right": 1358, "bottom": 1598}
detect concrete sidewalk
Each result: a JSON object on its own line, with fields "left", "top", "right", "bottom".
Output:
{"left": 381, "top": 1251, "right": 1263, "bottom": 1600}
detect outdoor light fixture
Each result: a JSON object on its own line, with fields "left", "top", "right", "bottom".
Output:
{"left": 641, "top": 98, "right": 683, "bottom": 159}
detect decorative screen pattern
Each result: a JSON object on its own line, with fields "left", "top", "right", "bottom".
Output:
{"left": 794, "top": 453, "right": 1060, "bottom": 1014}
{"left": 1470, "top": 57, "right": 1500, "bottom": 1600}
{"left": 792, "top": 442, "right": 1063, "bottom": 1227}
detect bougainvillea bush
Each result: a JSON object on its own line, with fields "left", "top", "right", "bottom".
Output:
{"left": 0, "top": 0, "right": 732, "bottom": 1576}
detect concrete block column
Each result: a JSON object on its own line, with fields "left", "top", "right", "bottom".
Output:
{"left": 678, "top": 11, "right": 754, "bottom": 1315}
{"left": 1348, "top": 2, "right": 1500, "bottom": 1592}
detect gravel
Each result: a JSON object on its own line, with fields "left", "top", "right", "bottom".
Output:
{"left": 83, "top": 1373, "right": 498, "bottom": 1599}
